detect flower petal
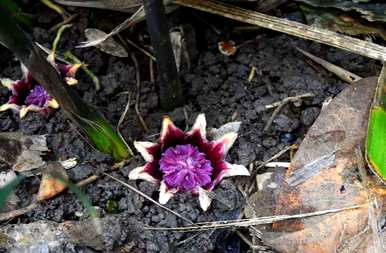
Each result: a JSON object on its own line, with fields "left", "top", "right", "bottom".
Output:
{"left": 205, "top": 132, "right": 238, "bottom": 163}
{"left": 159, "top": 181, "right": 177, "bottom": 204}
{"left": 208, "top": 121, "right": 241, "bottom": 141}
{"left": 128, "top": 165, "right": 159, "bottom": 184}
{"left": 186, "top": 114, "right": 208, "bottom": 149}
{"left": 214, "top": 132, "right": 238, "bottom": 156}
{"left": 48, "top": 99, "right": 59, "bottom": 109}
{"left": 66, "top": 63, "right": 82, "bottom": 77}
{"left": 223, "top": 162, "right": 250, "bottom": 178}
{"left": 198, "top": 187, "right": 213, "bottom": 211}
{"left": 160, "top": 115, "right": 185, "bottom": 147}
{"left": 0, "top": 78, "right": 15, "bottom": 89}
{"left": 19, "top": 105, "right": 45, "bottom": 119}
{"left": 0, "top": 103, "right": 19, "bottom": 112}
{"left": 58, "top": 63, "right": 81, "bottom": 77}
{"left": 47, "top": 53, "right": 56, "bottom": 65}
{"left": 65, "top": 77, "right": 78, "bottom": 86}
{"left": 134, "top": 141, "right": 158, "bottom": 162}
{"left": 19, "top": 108, "right": 28, "bottom": 119}
{"left": 213, "top": 162, "right": 250, "bottom": 186}
{"left": 189, "top": 113, "right": 206, "bottom": 138}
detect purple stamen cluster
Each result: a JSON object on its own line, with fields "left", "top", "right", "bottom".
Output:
{"left": 159, "top": 144, "right": 213, "bottom": 191}
{"left": 25, "top": 85, "right": 52, "bottom": 107}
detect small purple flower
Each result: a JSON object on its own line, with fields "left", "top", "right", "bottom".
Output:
{"left": 129, "top": 114, "right": 250, "bottom": 210}
{"left": 0, "top": 63, "right": 80, "bottom": 118}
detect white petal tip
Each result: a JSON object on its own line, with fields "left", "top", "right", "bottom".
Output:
{"left": 19, "top": 107, "right": 29, "bottom": 119}
{"left": 65, "top": 77, "right": 78, "bottom": 85}
{"left": 19, "top": 105, "right": 44, "bottom": 119}
{"left": 223, "top": 163, "right": 250, "bottom": 178}
{"left": 159, "top": 181, "right": 174, "bottom": 205}
{"left": 128, "top": 166, "right": 158, "bottom": 184}
{"left": 0, "top": 78, "right": 15, "bottom": 89}
{"left": 161, "top": 116, "right": 174, "bottom": 139}
{"left": 218, "top": 132, "right": 238, "bottom": 154}
{"left": 133, "top": 141, "right": 157, "bottom": 162}
{"left": 0, "top": 103, "right": 18, "bottom": 112}
{"left": 48, "top": 99, "right": 59, "bottom": 109}
{"left": 198, "top": 187, "right": 212, "bottom": 211}
{"left": 190, "top": 113, "right": 207, "bottom": 137}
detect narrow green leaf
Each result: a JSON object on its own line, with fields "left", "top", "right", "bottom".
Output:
{"left": 66, "top": 181, "right": 97, "bottom": 218}
{"left": 79, "top": 113, "right": 129, "bottom": 161}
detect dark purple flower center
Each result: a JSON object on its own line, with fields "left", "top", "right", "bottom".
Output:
{"left": 159, "top": 144, "right": 213, "bottom": 191}
{"left": 8, "top": 81, "right": 31, "bottom": 105}
{"left": 25, "top": 85, "right": 51, "bottom": 107}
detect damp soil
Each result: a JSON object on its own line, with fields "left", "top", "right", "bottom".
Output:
{"left": 0, "top": 2, "right": 380, "bottom": 253}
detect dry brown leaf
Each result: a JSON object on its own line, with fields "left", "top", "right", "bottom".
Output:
{"left": 84, "top": 28, "right": 128, "bottom": 57}
{"left": 37, "top": 162, "right": 69, "bottom": 201}
{"left": 0, "top": 132, "right": 48, "bottom": 172}
{"left": 246, "top": 77, "right": 386, "bottom": 253}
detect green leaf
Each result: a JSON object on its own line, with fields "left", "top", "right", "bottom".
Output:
{"left": 366, "top": 64, "right": 386, "bottom": 183}
{"left": 80, "top": 113, "right": 129, "bottom": 161}
{"left": 366, "top": 106, "right": 386, "bottom": 181}
{"left": 1, "top": 0, "right": 32, "bottom": 28}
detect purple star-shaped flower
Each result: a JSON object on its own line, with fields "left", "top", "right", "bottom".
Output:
{"left": 0, "top": 63, "right": 80, "bottom": 118}
{"left": 129, "top": 114, "right": 250, "bottom": 210}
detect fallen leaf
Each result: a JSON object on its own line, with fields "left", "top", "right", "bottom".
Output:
{"left": 246, "top": 77, "right": 386, "bottom": 253}
{"left": 0, "top": 132, "right": 48, "bottom": 172}
{"left": 84, "top": 28, "right": 128, "bottom": 57}
{"left": 37, "top": 162, "right": 69, "bottom": 201}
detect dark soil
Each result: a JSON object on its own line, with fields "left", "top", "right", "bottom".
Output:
{"left": 0, "top": 2, "right": 380, "bottom": 253}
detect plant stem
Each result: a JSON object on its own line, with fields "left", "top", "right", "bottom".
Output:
{"left": 143, "top": 0, "right": 184, "bottom": 110}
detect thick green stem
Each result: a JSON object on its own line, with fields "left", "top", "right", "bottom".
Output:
{"left": 143, "top": 0, "right": 184, "bottom": 110}
{"left": 0, "top": 4, "right": 129, "bottom": 161}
